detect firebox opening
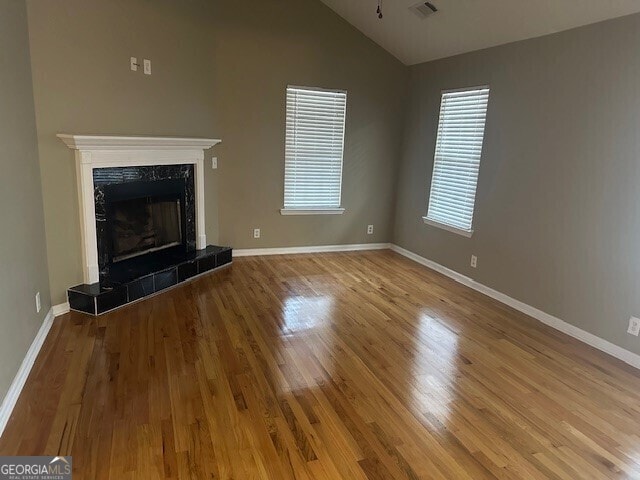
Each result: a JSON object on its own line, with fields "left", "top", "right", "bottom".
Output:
{"left": 104, "top": 177, "right": 188, "bottom": 268}
{"left": 110, "top": 197, "right": 183, "bottom": 262}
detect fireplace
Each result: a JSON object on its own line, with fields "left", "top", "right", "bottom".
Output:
{"left": 58, "top": 134, "right": 232, "bottom": 315}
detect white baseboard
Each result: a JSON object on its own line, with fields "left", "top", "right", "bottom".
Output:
{"left": 390, "top": 244, "right": 640, "bottom": 370}
{"left": 52, "top": 302, "right": 69, "bottom": 317}
{"left": 233, "top": 242, "right": 391, "bottom": 257}
{"left": 0, "top": 307, "right": 55, "bottom": 437}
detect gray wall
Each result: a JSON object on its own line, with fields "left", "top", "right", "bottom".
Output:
{"left": 211, "top": 0, "right": 406, "bottom": 250}
{"left": 26, "top": 0, "right": 407, "bottom": 305}
{"left": 26, "top": 0, "right": 219, "bottom": 305}
{"left": 0, "top": 0, "right": 51, "bottom": 399}
{"left": 393, "top": 13, "right": 640, "bottom": 355}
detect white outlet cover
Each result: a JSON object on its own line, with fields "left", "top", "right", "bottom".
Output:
{"left": 211, "top": 157, "right": 218, "bottom": 169}
{"left": 253, "top": 228, "right": 260, "bottom": 239}
{"left": 471, "top": 255, "right": 477, "bottom": 268}
{"left": 130, "top": 57, "right": 138, "bottom": 71}
{"left": 367, "top": 225, "right": 374, "bottom": 234}
{"left": 143, "top": 59, "right": 151, "bottom": 75}
{"left": 35, "top": 292, "right": 41, "bottom": 313}
{"left": 628, "top": 317, "right": 640, "bottom": 336}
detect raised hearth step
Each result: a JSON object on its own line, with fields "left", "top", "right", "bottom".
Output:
{"left": 68, "top": 245, "right": 232, "bottom": 315}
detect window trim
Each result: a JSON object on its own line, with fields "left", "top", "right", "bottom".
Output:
{"left": 441, "top": 84, "right": 490, "bottom": 95}
{"left": 283, "top": 85, "right": 347, "bottom": 213}
{"left": 280, "top": 208, "right": 345, "bottom": 216}
{"left": 288, "top": 84, "right": 347, "bottom": 95}
{"left": 424, "top": 84, "right": 489, "bottom": 238}
{"left": 422, "top": 216, "right": 473, "bottom": 238}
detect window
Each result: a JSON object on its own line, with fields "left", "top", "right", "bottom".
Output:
{"left": 424, "top": 86, "right": 490, "bottom": 236}
{"left": 281, "top": 86, "right": 347, "bottom": 215}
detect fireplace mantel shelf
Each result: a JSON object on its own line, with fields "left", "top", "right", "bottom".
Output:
{"left": 57, "top": 134, "right": 221, "bottom": 151}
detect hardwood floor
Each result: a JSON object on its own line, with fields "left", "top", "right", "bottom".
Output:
{"left": 1, "top": 250, "right": 639, "bottom": 479}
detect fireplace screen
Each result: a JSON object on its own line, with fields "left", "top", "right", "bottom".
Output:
{"left": 110, "top": 197, "right": 183, "bottom": 262}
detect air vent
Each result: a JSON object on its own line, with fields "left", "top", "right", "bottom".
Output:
{"left": 409, "top": 1, "right": 438, "bottom": 19}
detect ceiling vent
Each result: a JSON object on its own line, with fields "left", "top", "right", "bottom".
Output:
{"left": 409, "top": 2, "right": 438, "bottom": 19}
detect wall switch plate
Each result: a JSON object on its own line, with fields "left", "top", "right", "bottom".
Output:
{"left": 211, "top": 157, "right": 218, "bottom": 169}
{"left": 35, "top": 292, "right": 41, "bottom": 313}
{"left": 143, "top": 59, "right": 151, "bottom": 75}
{"left": 367, "top": 225, "right": 374, "bottom": 235}
{"left": 253, "top": 228, "right": 261, "bottom": 239}
{"left": 628, "top": 317, "right": 640, "bottom": 336}
{"left": 470, "top": 255, "right": 478, "bottom": 268}
{"left": 130, "top": 57, "right": 138, "bottom": 71}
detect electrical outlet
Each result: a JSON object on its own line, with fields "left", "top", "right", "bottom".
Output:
{"left": 253, "top": 228, "right": 261, "bottom": 239}
{"left": 367, "top": 225, "right": 374, "bottom": 235}
{"left": 130, "top": 56, "right": 138, "bottom": 71}
{"left": 628, "top": 317, "right": 640, "bottom": 336}
{"left": 35, "top": 292, "right": 41, "bottom": 313}
{"left": 143, "top": 59, "right": 151, "bottom": 75}
{"left": 211, "top": 157, "right": 218, "bottom": 169}
{"left": 470, "top": 255, "right": 477, "bottom": 268}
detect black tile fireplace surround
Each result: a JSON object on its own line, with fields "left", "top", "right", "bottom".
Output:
{"left": 94, "top": 164, "right": 197, "bottom": 279}
{"left": 68, "top": 164, "right": 232, "bottom": 316}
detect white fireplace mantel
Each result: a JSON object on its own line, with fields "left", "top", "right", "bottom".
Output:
{"left": 58, "top": 134, "right": 221, "bottom": 284}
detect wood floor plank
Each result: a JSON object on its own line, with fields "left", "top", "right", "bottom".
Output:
{"left": 1, "top": 250, "right": 639, "bottom": 479}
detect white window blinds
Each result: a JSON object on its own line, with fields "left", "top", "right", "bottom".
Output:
{"left": 284, "top": 86, "right": 347, "bottom": 210}
{"left": 426, "top": 87, "right": 490, "bottom": 234}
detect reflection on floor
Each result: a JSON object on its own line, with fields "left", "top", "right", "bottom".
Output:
{"left": 1, "top": 250, "right": 639, "bottom": 479}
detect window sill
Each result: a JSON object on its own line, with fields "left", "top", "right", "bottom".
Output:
{"left": 422, "top": 217, "right": 473, "bottom": 238}
{"left": 280, "top": 208, "right": 345, "bottom": 216}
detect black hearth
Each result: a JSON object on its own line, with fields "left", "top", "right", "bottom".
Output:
{"left": 67, "top": 164, "right": 232, "bottom": 316}
{"left": 68, "top": 245, "right": 232, "bottom": 316}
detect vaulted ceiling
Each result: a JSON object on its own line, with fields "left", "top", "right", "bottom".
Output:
{"left": 319, "top": 0, "right": 640, "bottom": 65}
